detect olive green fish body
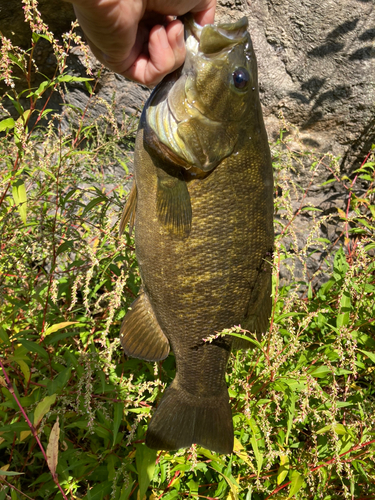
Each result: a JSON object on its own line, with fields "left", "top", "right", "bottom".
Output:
{"left": 120, "top": 16, "right": 274, "bottom": 454}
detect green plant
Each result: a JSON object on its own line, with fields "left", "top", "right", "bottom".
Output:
{"left": 1, "top": 2, "right": 375, "bottom": 499}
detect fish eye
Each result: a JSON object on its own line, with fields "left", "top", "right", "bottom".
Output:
{"left": 232, "top": 67, "right": 250, "bottom": 90}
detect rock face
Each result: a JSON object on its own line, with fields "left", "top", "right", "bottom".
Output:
{"left": 1, "top": 0, "right": 373, "bottom": 170}
{"left": 0, "top": 0, "right": 373, "bottom": 287}
{"left": 218, "top": 0, "right": 375, "bottom": 172}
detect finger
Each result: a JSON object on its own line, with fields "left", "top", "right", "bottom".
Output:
{"left": 71, "top": 0, "right": 142, "bottom": 68}
{"left": 191, "top": 0, "right": 217, "bottom": 25}
{"left": 125, "top": 20, "right": 185, "bottom": 87}
{"left": 146, "top": 0, "right": 217, "bottom": 25}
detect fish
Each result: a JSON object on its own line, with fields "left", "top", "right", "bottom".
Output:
{"left": 119, "top": 15, "right": 274, "bottom": 455}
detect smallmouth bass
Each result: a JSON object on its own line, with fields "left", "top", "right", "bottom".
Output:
{"left": 119, "top": 16, "right": 274, "bottom": 454}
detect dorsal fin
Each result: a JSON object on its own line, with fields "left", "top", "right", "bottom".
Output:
{"left": 119, "top": 182, "right": 137, "bottom": 237}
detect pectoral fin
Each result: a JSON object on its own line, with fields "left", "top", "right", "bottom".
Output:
{"left": 119, "top": 182, "right": 137, "bottom": 237}
{"left": 156, "top": 171, "right": 192, "bottom": 238}
{"left": 120, "top": 292, "right": 170, "bottom": 362}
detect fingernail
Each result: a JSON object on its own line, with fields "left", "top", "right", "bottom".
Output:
{"left": 177, "top": 25, "right": 185, "bottom": 48}
{"left": 156, "top": 26, "right": 170, "bottom": 49}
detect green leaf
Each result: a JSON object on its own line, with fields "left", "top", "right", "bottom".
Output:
{"left": 300, "top": 206, "right": 322, "bottom": 212}
{"left": 337, "top": 290, "right": 351, "bottom": 327}
{"left": 91, "top": 424, "right": 111, "bottom": 440}
{"left": 333, "top": 247, "right": 348, "bottom": 280}
{"left": 32, "top": 32, "right": 51, "bottom": 43}
{"left": 35, "top": 79, "right": 51, "bottom": 96}
{"left": 82, "top": 196, "right": 107, "bottom": 217}
{"left": 34, "top": 394, "right": 57, "bottom": 427}
{"left": 317, "top": 423, "right": 348, "bottom": 435}
{"left": 15, "top": 359, "right": 30, "bottom": 383}
{"left": 320, "top": 178, "right": 337, "bottom": 186}
{"left": 117, "top": 158, "right": 129, "bottom": 174}
{"left": 8, "top": 53, "right": 25, "bottom": 71}
{"left": 248, "top": 418, "right": 263, "bottom": 475}
{"left": 229, "top": 332, "right": 263, "bottom": 350}
{"left": 287, "top": 470, "right": 304, "bottom": 498}
{"left": 65, "top": 420, "right": 89, "bottom": 430}
{"left": 26, "top": 79, "right": 51, "bottom": 98}
{"left": 56, "top": 75, "right": 93, "bottom": 83}
{"left": 112, "top": 402, "right": 124, "bottom": 446}
{"left": 45, "top": 330, "right": 77, "bottom": 345}
{"left": 47, "top": 367, "right": 71, "bottom": 395}
{"left": 56, "top": 240, "right": 75, "bottom": 256}
{"left": 36, "top": 165, "right": 57, "bottom": 181}
{"left": 136, "top": 444, "right": 157, "bottom": 500}
{"left": 285, "top": 388, "right": 296, "bottom": 444}
{"left": 85, "top": 80, "right": 93, "bottom": 95}
{"left": 308, "top": 365, "right": 332, "bottom": 378}
{"left": 162, "top": 491, "right": 179, "bottom": 500}
{"left": 277, "top": 454, "right": 289, "bottom": 485}
{"left": 188, "top": 479, "right": 199, "bottom": 496}
{"left": 12, "top": 180, "right": 27, "bottom": 224}
{"left": 44, "top": 321, "right": 81, "bottom": 336}
{"left": 275, "top": 312, "right": 304, "bottom": 322}
{"left": 358, "top": 349, "right": 375, "bottom": 364}
{"left": 19, "top": 340, "right": 49, "bottom": 360}
{"left": 40, "top": 108, "right": 53, "bottom": 120}
{"left": 84, "top": 480, "right": 112, "bottom": 500}
{"left": 0, "top": 470, "right": 24, "bottom": 477}
{"left": 7, "top": 95, "right": 24, "bottom": 116}
{"left": 0, "top": 422, "right": 30, "bottom": 433}
{"left": 0, "top": 327, "right": 11, "bottom": 346}
{"left": 0, "top": 117, "right": 15, "bottom": 132}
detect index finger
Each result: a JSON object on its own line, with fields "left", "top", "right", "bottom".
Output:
{"left": 191, "top": 0, "right": 216, "bottom": 25}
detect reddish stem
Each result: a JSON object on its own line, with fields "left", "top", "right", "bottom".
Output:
{"left": 0, "top": 479, "right": 36, "bottom": 500}
{"left": 0, "top": 359, "right": 69, "bottom": 500}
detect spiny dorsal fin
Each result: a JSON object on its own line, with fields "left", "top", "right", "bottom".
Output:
{"left": 156, "top": 171, "right": 192, "bottom": 238}
{"left": 119, "top": 182, "right": 137, "bottom": 237}
{"left": 120, "top": 292, "right": 170, "bottom": 362}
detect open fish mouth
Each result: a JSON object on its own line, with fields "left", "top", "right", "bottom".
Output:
{"left": 146, "top": 16, "right": 252, "bottom": 172}
{"left": 184, "top": 15, "right": 249, "bottom": 56}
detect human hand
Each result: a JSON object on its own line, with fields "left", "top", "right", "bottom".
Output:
{"left": 65, "top": 0, "right": 216, "bottom": 87}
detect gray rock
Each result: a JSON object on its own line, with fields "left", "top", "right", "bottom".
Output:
{"left": 217, "top": 0, "right": 375, "bottom": 173}
{"left": 1, "top": 0, "right": 373, "bottom": 292}
{"left": 1, "top": 0, "right": 373, "bottom": 171}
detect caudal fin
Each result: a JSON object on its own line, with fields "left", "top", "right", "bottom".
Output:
{"left": 145, "top": 378, "right": 233, "bottom": 454}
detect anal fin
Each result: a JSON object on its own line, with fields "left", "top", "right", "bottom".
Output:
{"left": 120, "top": 292, "right": 170, "bottom": 361}
{"left": 156, "top": 170, "right": 192, "bottom": 238}
{"left": 119, "top": 182, "right": 137, "bottom": 237}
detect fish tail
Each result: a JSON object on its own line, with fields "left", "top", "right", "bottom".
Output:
{"left": 145, "top": 378, "right": 233, "bottom": 454}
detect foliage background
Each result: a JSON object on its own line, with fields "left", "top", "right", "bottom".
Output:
{"left": 1, "top": 3, "right": 375, "bottom": 499}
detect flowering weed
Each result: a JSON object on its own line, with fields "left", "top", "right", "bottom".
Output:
{"left": 0, "top": 3, "right": 375, "bottom": 500}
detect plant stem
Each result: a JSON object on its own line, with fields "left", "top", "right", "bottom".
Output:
{"left": 0, "top": 359, "right": 69, "bottom": 500}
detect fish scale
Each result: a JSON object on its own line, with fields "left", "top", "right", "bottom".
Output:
{"left": 119, "top": 16, "right": 274, "bottom": 454}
